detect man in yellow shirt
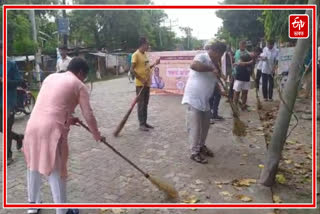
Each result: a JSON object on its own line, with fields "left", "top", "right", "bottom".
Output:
{"left": 130, "top": 37, "right": 160, "bottom": 131}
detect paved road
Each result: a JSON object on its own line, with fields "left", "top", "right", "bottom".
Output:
{"left": 1, "top": 77, "right": 275, "bottom": 214}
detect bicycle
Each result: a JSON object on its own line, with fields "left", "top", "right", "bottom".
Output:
{"left": 15, "top": 81, "right": 36, "bottom": 116}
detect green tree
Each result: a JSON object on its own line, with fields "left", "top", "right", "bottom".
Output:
{"left": 262, "top": 0, "right": 308, "bottom": 42}
{"left": 216, "top": 0, "right": 265, "bottom": 46}
{"left": 69, "top": 0, "right": 177, "bottom": 51}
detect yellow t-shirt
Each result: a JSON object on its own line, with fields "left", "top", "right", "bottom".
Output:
{"left": 131, "top": 49, "right": 151, "bottom": 87}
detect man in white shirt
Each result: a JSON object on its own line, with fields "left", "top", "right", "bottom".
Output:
{"left": 261, "top": 40, "right": 279, "bottom": 101}
{"left": 182, "top": 41, "right": 226, "bottom": 164}
{"left": 56, "top": 46, "right": 72, "bottom": 73}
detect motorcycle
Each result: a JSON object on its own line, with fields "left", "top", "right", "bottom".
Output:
{"left": 15, "top": 81, "right": 36, "bottom": 116}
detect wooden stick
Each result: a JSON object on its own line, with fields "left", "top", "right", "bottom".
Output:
{"left": 113, "top": 86, "right": 145, "bottom": 137}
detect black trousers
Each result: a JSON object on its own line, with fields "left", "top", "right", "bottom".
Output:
{"left": 136, "top": 86, "right": 150, "bottom": 126}
{"left": 262, "top": 73, "right": 274, "bottom": 99}
{"left": 209, "top": 85, "right": 221, "bottom": 118}
{"left": 256, "top": 69, "right": 262, "bottom": 89}
{"left": 0, "top": 109, "right": 20, "bottom": 159}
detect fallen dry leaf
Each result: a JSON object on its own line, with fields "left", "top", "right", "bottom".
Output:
{"left": 284, "top": 159, "right": 293, "bottom": 164}
{"left": 111, "top": 209, "right": 127, "bottom": 214}
{"left": 183, "top": 195, "right": 200, "bottom": 204}
{"left": 273, "top": 195, "right": 282, "bottom": 203}
{"left": 219, "top": 191, "right": 233, "bottom": 197}
{"left": 258, "top": 164, "right": 265, "bottom": 169}
{"left": 276, "top": 174, "right": 287, "bottom": 184}
{"left": 307, "top": 154, "right": 312, "bottom": 160}
{"left": 195, "top": 179, "right": 204, "bottom": 185}
{"left": 233, "top": 178, "right": 256, "bottom": 187}
{"left": 286, "top": 140, "right": 296, "bottom": 144}
{"left": 236, "top": 194, "right": 253, "bottom": 202}
{"left": 217, "top": 185, "right": 223, "bottom": 189}
{"left": 233, "top": 186, "right": 243, "bottom": 191}
{"left": 294, "top": 163, "right": 303, "bottom": 169}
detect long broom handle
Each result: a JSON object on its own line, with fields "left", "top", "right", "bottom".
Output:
{"left": 78, "top": 120, "right": 150, "bottom": 178}
{"left": 113, "top": 86, "right": 145, "bottom": 137}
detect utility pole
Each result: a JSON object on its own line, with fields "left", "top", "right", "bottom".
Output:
{"left": 62, "top": 0, "right": 68, "bottom": 47}
{"left": 28, "top": 0, "right": 41, "bottom": 85}
{"left": 159, "top": 28, "right": 163, "bottom": 47}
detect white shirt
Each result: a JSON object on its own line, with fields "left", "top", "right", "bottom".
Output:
{"left": 56, "top": 56, "right": 72, "bottom": 73}
{"left": 261, "top": 47, "right": 279, "bottom": 74}
{"left": 256, "top": 53, "right": 263, "bottom": 70}
{"left": 182, "top": 52, "right": 217, "bottom": 112}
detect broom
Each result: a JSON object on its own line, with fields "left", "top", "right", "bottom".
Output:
{"left": 217, "top": 77, "right": 247, "bottom": 137}
{"left": 113, "top": 86, "right": 145, "bottom": 137}
{"left": 79, "top": 120, "right": 178, "bottom": 199}
{"left": 255, "top": 88, "right": 262, "bottom": 110}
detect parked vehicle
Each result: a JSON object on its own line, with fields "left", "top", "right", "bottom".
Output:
{"left": 15, "top": 81, "right": 36, "bottom": 116}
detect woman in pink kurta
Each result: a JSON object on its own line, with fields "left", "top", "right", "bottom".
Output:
{"left": 23, "top": 57, "right": 103, "bottom": 214}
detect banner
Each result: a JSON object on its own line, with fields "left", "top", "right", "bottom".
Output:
{"left": 147, "top": 50, "right": 204, "bottom": 95}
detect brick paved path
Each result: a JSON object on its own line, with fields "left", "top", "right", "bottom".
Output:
{"left": 1, "top": 77, "right": 274, "bottom": 214}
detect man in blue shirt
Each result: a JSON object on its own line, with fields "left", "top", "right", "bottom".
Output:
{"left": 0, "top": 41, "right": 24, "bottom": 165}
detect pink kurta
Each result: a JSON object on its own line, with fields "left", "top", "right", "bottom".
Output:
{"left": 23, "top": 71, "right": 101, "bottom": 178}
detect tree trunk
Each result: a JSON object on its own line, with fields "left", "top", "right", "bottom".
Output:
{"left": 259, "top": 0, "right": 318, "bottom": 186}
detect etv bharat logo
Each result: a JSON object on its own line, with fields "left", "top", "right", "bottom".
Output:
{"left": 289, "top": 15, "right": 309, "bottom": 39}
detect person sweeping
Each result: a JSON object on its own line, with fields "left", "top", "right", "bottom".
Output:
{"left": 23, "top": 57, "right": 105, "bottom": 214}
{"left": 182, "top": 41, "right": 227, "bottom": 164}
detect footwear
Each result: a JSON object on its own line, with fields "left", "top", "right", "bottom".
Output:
{"left": 264, "top": 98, "right": 268, "bottom": 102}
{"left": 27, "top": 202, "right": 42, "bottom": 214}
{"left": 7, "top": 157, "right": 14, "bottom": 166}
{"left": 27, "top": 209, "right": 40, "bottom": 214}
{"left": 145, "top": 123, "right": 154, "bottom": 129}
{"left": 212, "top": 115, "right": 224, "bottom": 121}
{"left": 139, "top": 125, "right": 149, "bottom": 132}
{"left": 16, "top": 134, "right": 24, "bottom": 151}
{"left": 190, "top": 153, "right": 208, "bottom": 164}
{"left": 210, "top": 119, "right": 215, "bottom": 124}
{"left": 67, "top": 209, "right": 80, "bottom": 214}
{"left": 269, "top": 99, "right": 274, "bottom": 102}
{"left": 200, "top": 145, "right": 214, "bottom": 157}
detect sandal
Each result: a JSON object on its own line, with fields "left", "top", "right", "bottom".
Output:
{"left": 190, "top": 153, "right": 208, "bottom": 164}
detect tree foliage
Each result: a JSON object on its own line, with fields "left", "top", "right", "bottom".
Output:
{"left": 216, "top": 0, "right": 264, "bottom": 47}
{"left": 3, "top": 0, "right": 204, "bottom": 55}
{"left": 262, "top": 0, "right": 307, "bottom": 42}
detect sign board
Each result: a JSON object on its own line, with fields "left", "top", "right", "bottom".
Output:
{"left": 147, "top": 51, "right": 204, "bottom": 95}
{"left": 57, "top": 18, "right": 69, "bottom": 35}
{"left": 278, "top": 47, "right": 295, "bottom": 89}
{"left": 278, "top": 47, "right": 295, "bottom": 74}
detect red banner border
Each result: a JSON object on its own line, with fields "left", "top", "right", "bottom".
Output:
{"left": 2, "top": 4, "right": 317, "bottom": 209}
